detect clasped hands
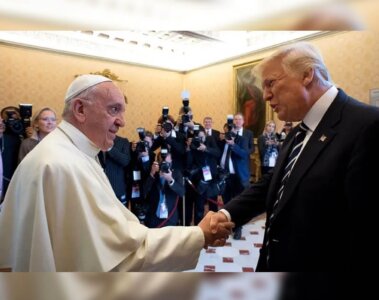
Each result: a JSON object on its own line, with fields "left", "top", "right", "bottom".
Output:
{"left": 198, "top": 211, "right": 235, "bottom": 248}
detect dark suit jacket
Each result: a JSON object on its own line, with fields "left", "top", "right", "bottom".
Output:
{"left": 99, "top": 136, "right": 131, "bottom": 199}
{"left": 186, "top": 135, "right": 221, "bottom": 182}
{"left": 225, "top": 128, "right": 254, "bottom": 187}
{"left": 1, "top": 133, "right": 21, "bottom": 199}
{"left": 144, "top": 169, "right": 184, "bottom": 227}
{"left": 224, "top": 89, "right": 379, "bottom": 271}
{"left": 151, "top": 130, "right": 186, "bottom": 172}
{"left": 208, "top": 129, "right": 220, "bottom": 142}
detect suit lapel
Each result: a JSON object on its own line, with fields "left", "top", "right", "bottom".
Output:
{"left": 269, "top": 89, "right": 349, "bottom": 221}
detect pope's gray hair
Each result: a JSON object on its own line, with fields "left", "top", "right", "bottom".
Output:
{"left": 62, "top": 84, "right": 98, "bottom": 119}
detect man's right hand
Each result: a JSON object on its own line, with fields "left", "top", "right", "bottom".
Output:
{"left": 198, "top": 211, "right": 234, "bottom": 248}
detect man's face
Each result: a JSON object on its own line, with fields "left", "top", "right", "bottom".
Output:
{"left": 261, "top": 58, "right": 308, "bottom": 121}
{"left": 82, "top": 82, "right": 125, "bottom": 150}
{"left": 233, "top": 115, "right": 244, "bottom": 129}
{"left": 203, "top": 118, "right": 212, "bottom": 129}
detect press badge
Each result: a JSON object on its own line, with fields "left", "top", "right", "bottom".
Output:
{"left": 133, "top": 170, "right": 141, "bottom": 181}
{"left": 202, "top": 166, "right": 212, "bottom": 181}
{"left": 158, "top": 196, "right": 168, "bottom": 219}
{"left": 269, "top": 153, "right": 277, "bottom": 167}
{"left": 131, "top": 184, "right": 140, "bottom": 199}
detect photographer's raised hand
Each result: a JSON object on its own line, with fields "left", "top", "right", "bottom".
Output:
{"left": 160, "top": 169, "right": 173, "bottom": 183}
{"left": 198, "top": 211, "right": 234, "bottom": 249}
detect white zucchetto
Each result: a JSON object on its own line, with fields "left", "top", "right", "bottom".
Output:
{"left": 65, "top": 74, "right": 112, "bottom": 102}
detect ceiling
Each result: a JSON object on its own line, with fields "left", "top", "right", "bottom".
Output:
{"left": 0, "top": 30, "right": 326, "bottom": 72}
{"left": 0, "top": 0, "right": 373, "bottom": 72}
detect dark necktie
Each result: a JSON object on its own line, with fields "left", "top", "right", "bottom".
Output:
{"left": 266, "top": 122, "right": 308, "bottom": 264}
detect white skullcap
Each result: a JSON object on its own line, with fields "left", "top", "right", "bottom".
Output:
{"left": 65, "top": 74, "right": 112, "bottom": 102}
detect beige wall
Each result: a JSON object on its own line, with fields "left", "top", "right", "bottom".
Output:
{"left": 0, "top": 44, "right": 184, "bottom": 140}
{"left": 186, "top": 31, "right": 379, "bottom": 132}
{"left": 1, "top": 31, "right": 378, "bottom": 139}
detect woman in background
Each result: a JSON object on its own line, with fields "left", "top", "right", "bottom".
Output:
{"left": 18, "top": 107, "right": 57, "bottom": 162}
{"left": 258, "top": 120, "right": 279, "bottom": 175}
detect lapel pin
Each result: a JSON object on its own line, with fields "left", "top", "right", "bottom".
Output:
{"left": 319, "top": 134, "right": 327, "bottom": 142}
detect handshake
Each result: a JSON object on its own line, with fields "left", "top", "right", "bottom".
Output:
{"left": 198, "top": 211, "right": 235, "bottom": 248}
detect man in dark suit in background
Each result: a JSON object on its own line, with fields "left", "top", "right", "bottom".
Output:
{"left": 209, "top": 41, "right": 379, "bottom": 271}
{"left": 98, "top": 135, "right": 131, "bottom": 206}
{"left": 203, "top": 116, "right": 220, "bottom": 143}
{"left": 220, "top": 112, "right": 254, "bottom": 239}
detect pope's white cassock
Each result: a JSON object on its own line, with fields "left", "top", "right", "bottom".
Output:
{"left": 0, "top": 121, "right": 204, "bottom": 271}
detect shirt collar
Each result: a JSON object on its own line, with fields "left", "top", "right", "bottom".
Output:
{"left": 58, "top": 120, "right": 100, "bottom": 158}
{"left": 303, "top": 86, "right": 338, "bottom": 132}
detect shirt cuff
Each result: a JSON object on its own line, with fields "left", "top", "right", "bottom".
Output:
{"left": 169, "top": 179, "right": 175, "bottom": 186}
{"left": 219, "top": 208, "right": 231, "bottom": 222}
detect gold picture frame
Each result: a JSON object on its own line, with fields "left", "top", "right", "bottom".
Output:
{"left": 233, "top": 60, "right": 273, "bottom": 136}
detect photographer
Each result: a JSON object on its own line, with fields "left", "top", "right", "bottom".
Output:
{"left": 129, "top": 129, "right": 155, "bottom": 222}
{"left": 18, "top": 107, "right": 57, "bottom": 162}
{"left": 151, "top": 111, "right": 186, "bottom": 173}
{"left": 0, "top": 107, "right": 30, "bottom": 201}
{"left": 143, "top": 151, "right": 184, "bottom": 228}
{"left": 219, "top": 113, "right": 254, "bottom": 239}
{"left": 185, "top": 127, "right": 220, "bottom": 225}
{"left": 98, "top": 135, "right": 131, "bottom": 206}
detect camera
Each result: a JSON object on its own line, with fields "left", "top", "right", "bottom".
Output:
{"left": 136, "top": 127, "right": 149, "bottom": 153}
{"left": 181, "top": 90, "right": 192, "bottom": 123}
{"left": 225, "top": 114, "right": 236, "bottom": 141}
{"left": 191, "top": 124, "right": 201, "bottom": 148}
{"left": 2, "top": 104, "right": 32, "bottom": 136}
{"left": 158, "top": 106, "right": 174, "bottom": 133}
{"left": 160, "top": 161, "right": 171, "bottom": 174}
{"left": 159, "top": 148, "right": 171, "bottom": 173}
{"left": 162, "top": 106, "right": 169, "bottom": 122}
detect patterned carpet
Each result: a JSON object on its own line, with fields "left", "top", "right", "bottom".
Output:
{"left": 189, "top": 214, "right": 266, "bottom": 273}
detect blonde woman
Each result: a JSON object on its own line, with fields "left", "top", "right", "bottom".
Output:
{"left": 18, "top": 107, "right": 57, "bottom": 162}
{"left": 257, "top": 120, "right": 279, "bottom": 175}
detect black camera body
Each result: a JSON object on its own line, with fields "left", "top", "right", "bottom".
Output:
{"left": 225, "top": 114, "right": 236, "bottom": 141}
{"left": 160, "top": 161, "right": 171, "bottom": 173}
{"left": 3, "top": 104, "right": 32, "bottom": 136}
{"left": 136, "top": 140, "right": 148, "bottom": 153}
{"left": 181, "top": 96, "right": 192, "bottom": 123}
{"left": 181, "top": 114, "right": 191, "bottom": 123}
{"left": 225, "top": 131, "right": 236, "bottom": 141}
{"left": 192, "top": 137, "right": 201, "bottom": 149}
{"left": 162, "top": 106, "right": 169, "bottom": 122}
{"left": 191, "top": 125, "right": 202, "bottom": 149}
{"left": 136, "top": 127, "right": 149, "bottom": 153}
{"left": 4, "top": 111, "right": 24, "bottom": 135}
{"left": 162, "top": 121, "right": 173, "bottom": 133}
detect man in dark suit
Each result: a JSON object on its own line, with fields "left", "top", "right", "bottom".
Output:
{"left": 208, "top": 41, "right": 379, "bottom": 271}
{"left": 220, "top": 112, "right": 254, "bottom": 239}
{"left": 98, "top": 135, "right": 131, "bottom": 206}
{"left": 203, "top": 116, "right": 220, "bottom": 143}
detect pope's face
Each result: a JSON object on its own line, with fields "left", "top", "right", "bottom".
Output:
{"left": 82, "top": 82, "right": 125, "bottom": 150}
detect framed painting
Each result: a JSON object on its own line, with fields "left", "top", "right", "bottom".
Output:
{"left": 234, "top": 60, "right": 273, "bottom": 137}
